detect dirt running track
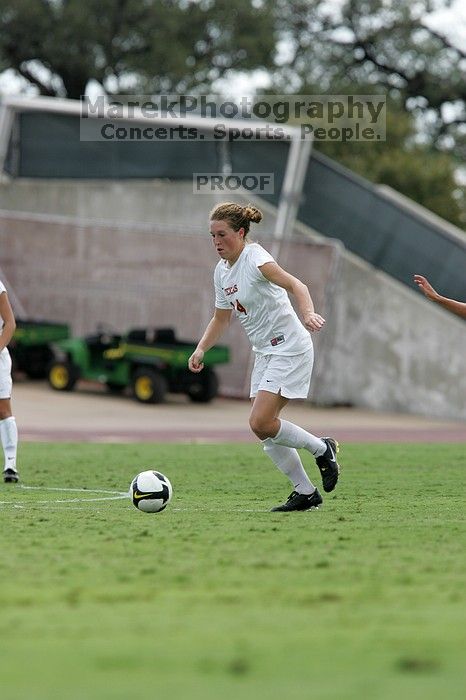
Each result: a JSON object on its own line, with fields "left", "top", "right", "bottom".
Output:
{"left": 14, "top": 381, "right": 466, "bottom": 443}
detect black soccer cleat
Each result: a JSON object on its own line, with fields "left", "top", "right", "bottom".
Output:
{"left": 271, "top": 488, "right": 323, "bottom": 512}
{"left": 316, "top": 437, "right": 340, "bottom": 492}
{"left": 3, "top": 468, "right": 20, "bottom": 484}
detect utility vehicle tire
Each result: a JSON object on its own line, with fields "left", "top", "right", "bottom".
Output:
{"left": 132, "top": 367, "right": 168, "bottom": 404}
{"left": 48, "top": 360, "right": 79, "bottom": 392}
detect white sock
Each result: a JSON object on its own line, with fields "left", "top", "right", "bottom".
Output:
{"left": 272, "top": 419, "right": 326, "bottom": 457}
{"left": 262, "top": 438, "right": 315, "bottom": 494}
{"left": 0, "top": 416, "right": 18, "bottom": 472}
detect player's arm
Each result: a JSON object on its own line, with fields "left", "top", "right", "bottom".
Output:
{"left": 188, "top": 307, "right": 232, "bottom": 373}
{"left": 258, "top": 262, "right": 325, "bottom": 332}
{"left": 414, "top": 275, "right": 466, "bottom": 319}
{"left": 0, "top": 291, "right": 16, "bottom": 352}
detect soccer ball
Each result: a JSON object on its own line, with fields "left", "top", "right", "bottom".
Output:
{"left": 130, "top": 470, "right": 173, "bottom": 513}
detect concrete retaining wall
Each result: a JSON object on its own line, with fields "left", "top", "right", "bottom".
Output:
{"left": 311, "top": 247, "right": 466, "bottom": 420}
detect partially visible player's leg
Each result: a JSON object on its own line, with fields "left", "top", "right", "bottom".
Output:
{"left": 0, "top": 400, "right": 19, "bottom": 483}
{"left": 0, "top": 351, "right": 19, "bottom": 483}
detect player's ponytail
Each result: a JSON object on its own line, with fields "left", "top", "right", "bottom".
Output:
{"left": 243, "top": 205, "right": 262, "bottom": 224}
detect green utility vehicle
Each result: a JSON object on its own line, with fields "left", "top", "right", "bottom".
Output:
{"left": 10, "top": 319, "right": 71, "bottom": 378}
{"left": 47, "top": 327, "right": 230, "bottom": 404}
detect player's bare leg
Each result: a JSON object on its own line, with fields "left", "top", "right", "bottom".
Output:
{"left": 249, "top": 389, "right": 288, "bottom": 441}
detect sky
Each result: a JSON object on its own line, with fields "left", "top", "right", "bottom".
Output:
{"left": 418, "top": 0, "right": 466, "bottom": 45}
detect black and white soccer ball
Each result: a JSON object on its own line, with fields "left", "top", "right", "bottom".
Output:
{"left": 130, "top": 470, "right": 173, "bottom": 513}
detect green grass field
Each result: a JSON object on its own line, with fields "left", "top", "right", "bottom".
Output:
{"left": 0, "top": 442, "right": 465, "bottom": 700}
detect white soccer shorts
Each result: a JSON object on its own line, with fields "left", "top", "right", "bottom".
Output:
{"left": 0, "top": 350, "right": 13, "bottom": 399}
{"left": 250, "top": 347, "right": 314, "bottom": 400}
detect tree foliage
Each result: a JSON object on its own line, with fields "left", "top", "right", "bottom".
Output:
{"left": 0, "top": 0, "right": 275, "bottom": 97}
{"left": 272, "top": 0, "right": 466, "bottom": 161}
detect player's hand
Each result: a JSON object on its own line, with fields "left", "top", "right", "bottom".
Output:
{"left": 303, "top": 312, "right": 326, "bottom": 332}
{"left": 414, "top": 274, "right": 438, "bottom": 301}
{"left": 188, "top": 349, "right": 205, "bottom": 373}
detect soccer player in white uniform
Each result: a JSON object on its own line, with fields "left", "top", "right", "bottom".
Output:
{"left": 0, "top": 280, "right": 19, "bottom": 483}
{"left": 188, "top": 202, "right": 340, "bottom": 511}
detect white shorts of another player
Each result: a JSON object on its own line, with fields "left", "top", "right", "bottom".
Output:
{"left": 0, "top": 349, "right": 12, "bottom": 399}
{"left": 250, "top": 347, "right": 314, "bottom": 400}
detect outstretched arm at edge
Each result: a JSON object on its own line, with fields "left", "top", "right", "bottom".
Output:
{"left": 414, "top": 275, "right": 466, "bottom": 319}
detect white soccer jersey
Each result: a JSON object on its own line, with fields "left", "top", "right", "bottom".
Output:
{"left": 214, "top": 243, "right": 312, "bottom": 355}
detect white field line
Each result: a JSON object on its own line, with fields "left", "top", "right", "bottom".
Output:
{"left": 0, "top": 484, "right": 129, "bottom": 506}
{"left": 20, "top": 485, "right": 128, "bottom": 495}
